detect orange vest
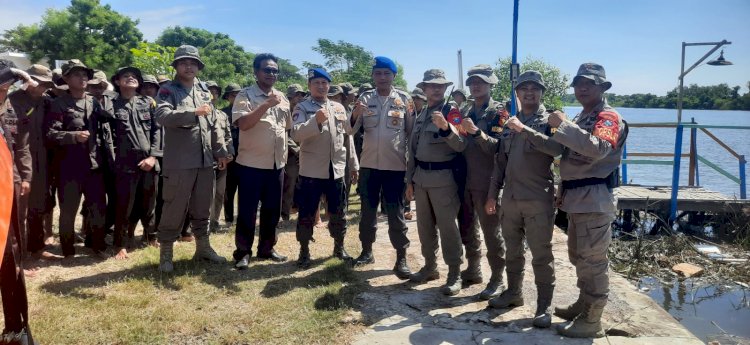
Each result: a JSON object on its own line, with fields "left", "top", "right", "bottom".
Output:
{"left": 0, "top": 133, "right": 13, "bottom": 265}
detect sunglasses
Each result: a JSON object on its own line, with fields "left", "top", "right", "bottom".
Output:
{"left": 262, "top": 67, "right": 280, "bottom": 75}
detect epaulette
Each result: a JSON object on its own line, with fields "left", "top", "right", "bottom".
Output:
{"left": 393, "top": 88, "right": 411, "bottom": 98}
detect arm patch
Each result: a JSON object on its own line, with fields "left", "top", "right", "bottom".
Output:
{"left": 592, "top": 111, "right": 620, "bottom": 148}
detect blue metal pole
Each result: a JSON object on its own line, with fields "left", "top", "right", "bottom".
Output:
{"left": 622, "top": 143, "right": 628, "bottom": 184}
{"left": 509, "top": 0, "right": 519, "bottom": 116}
{"left": 669, "top": 125, "right": 684, "bottom": 222}
{"left": 740, "top": 155, "right": 747, "bottom": 199}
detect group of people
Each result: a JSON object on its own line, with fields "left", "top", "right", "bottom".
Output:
{"left": 0, "top": 45, "right": 626, "bottom": 339}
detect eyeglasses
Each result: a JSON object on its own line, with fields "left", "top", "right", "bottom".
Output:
{"left": 262, "top": 67, "right": 280, "bottom": 75}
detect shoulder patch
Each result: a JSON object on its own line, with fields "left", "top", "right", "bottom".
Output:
{"left": 592, "top": 111, "right": 620, "bottom": 148}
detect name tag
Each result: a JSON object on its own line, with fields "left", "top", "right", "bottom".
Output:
{"left": 335, "top": 111, "right": 347, "bottom": 121}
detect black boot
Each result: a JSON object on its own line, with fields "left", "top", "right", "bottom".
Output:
{"left": 333, "top": 237, "right": 352, "bottom": 261}
{"left": 533, "top": 285, "right": 554, "bottom": 328}
{"left": 353, "top": 242, "right": 374, "bottom": 266}
{"left": 441, "top": 265, "right": 462, "bottom": 296}
{"left": 392, "top": 249, "right": 411, "bottom": 279}
{"left": 297, "top": 242, "right": 312, "bottom": 269}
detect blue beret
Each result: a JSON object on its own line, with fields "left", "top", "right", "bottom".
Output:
{"left": 307, "top": 68, "right": 331, "bottom": 82}
{"left": 372, "top": 56, "right": 397, "bottom": 74}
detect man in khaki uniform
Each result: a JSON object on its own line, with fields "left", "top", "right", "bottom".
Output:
{"left": 550, "top": 63, "right": 626, "bottom": 338}
{"left": 456, "top": 65, "right": 507, "bottom": 300}
{"left": 232, "top": 53, "right": 291, "bottom": 268}
{"left": 155, "top": 45, "right": 230, "bottom": 272}
{"left": 405, "top": 69, "right": 467, "bottom": 296}
{"left": 468, "top": 71, "right": 564, "bottom": 328}
{"left": 350, "top": 56, "right": 414, "bottom": 279}
{"left": 291, "top": 69, "right": 357, "bottom": 268}
{"left": 205, "top": 81, "right": 235, "bottom": 232}
{"left": 281, "top": 83, "right": 306, "bottom": 222}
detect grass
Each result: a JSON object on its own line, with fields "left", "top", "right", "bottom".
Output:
{"left": 17, "top": 194, "right": 370, "bottom": 345}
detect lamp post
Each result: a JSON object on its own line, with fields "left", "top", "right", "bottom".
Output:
{"left": 669, "top": 40, "right": 732, "bottom": 222}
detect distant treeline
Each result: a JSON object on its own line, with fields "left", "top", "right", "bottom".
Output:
{"left": 562, "top": 82, "right": 750, "bottom": 110}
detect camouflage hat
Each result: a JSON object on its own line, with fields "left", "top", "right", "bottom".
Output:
{"left": 142, "top": 74, "right": 159, "bottom": 87}
{"left": 451, "top": 88, "right": 469, "bottom": 99}
{"left": 328, "top": 85, "right": 344, "bottom": 97}
{"left": 411, "top": 88, "right": 427, "bottom": 101}
{"left": 466, "top": 64, "right": 498, "bottom": 85}
{"left": 515, "top": 70, "right": 546, "bottom": 91}
{"left": 172, "top": 45, "right": 205, "bottom": 69}
{"left": 340, "top": 82, "right": 355, "bottom": 95}
{"left": 61, "top": 59, "right": 93, "bottom": 79}
{"left": 156, "top": 75, "right": 171, "bottom": 85}
{"left": 571, "top": 62, "right": 611, "bottom": 91}
{"left": 222, "top": 83, "right": 242, "bottom": 99}
{"left": 88, "top": 70, "right": 109, "bottom": 86}
{"left": 25, "top": 64, "right": 53, "bottom": 83}
{"left": 52, "top": 68, "right": 67, "bottom": 88}
{"left": 417, "top": 69, "right": 453, "bottom": 89}
{"left": 358, "top": 83, "right": 374, "bottom": 94}
{"left": 286, "top": 83, "right": 306, "bottom": 97}
{"left": 205, "top": 80, "right": 222, "bottom": 93}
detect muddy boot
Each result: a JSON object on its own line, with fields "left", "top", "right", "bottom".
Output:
{"left": 297, "top": 241, "right": 312, "bottom": 269}
{"left": 532, "top": 286, "right": 554, "bottom": 328}
{"left": 554, "top": 293, "right": 585, "bottom": 321}
{"left": 193, "top": 236, "right": 227, "bottom": 263}
{"left": 393, "top": 249, "right": 412, "bottom": 280}
{"left": 557, "top": 302, "right": 605, "bottom": 338}
{"left": 461, "top": 258, "right": 483, "bottom": 285}
{"left": 488, "top": 274, "right": 524, "bottom": 308}
{"left": 353, "top": 242, "right": 374, "bottom": 266}
{"left": 159, "top": 242, "right": 174, "bottom": 273}
{"left": 332, "top": 237, "right": 351, "bottom": 261}
{"left": 409, "top": 262, "right": 439, "bottom": 283}
{"left": 479, "top": 271, "right": 504, "bottom": 300}
{"left": 441, "top": 265, "right": 462, "bottom": 296}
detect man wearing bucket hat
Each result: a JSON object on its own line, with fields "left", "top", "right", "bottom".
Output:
{"left": 546, "top": 63, "right": 626, "bottom": 338}
{"left": 451, "top": 89, "right": 469, "bottom": 108}
{"left": 405, "top": 69, "right": 467, "bottom": 295}
{"left": 154, "top": 45, "right": 230, "bottom": 272}
{"left": 205, "top": 81, "right": 235, "bottom": 233}
{"left": 280, "top": 83, "right": 306, "bottom": 223}
{"left": 8, "top": 64, "right": 59, "bottom": 259}
{"left": 140, "top": 74, "right": 160, "bottom": 98}
{"left": 452, "top": 64, "right": 508, "bottom": 300}
{"left": 221, "top": 83, "right": 242, "bottom": 226}
{"left": 45, "top": 59, "right": 109, "bottom": 260}
{"left": 349, "top": 56, "right": 414, "bottom": 279}
{"left": 466, "top": 70, "right": 563, "bottom": 327}
{"left": 290, "top": 69, "right": 356, "bottom": 268}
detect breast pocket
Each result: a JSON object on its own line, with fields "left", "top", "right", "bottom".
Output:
{"left": 363, "top": 113, "right": 380, "bottom": 128}
{"left": 137, "top": 109, "right": 152, "bottom": 130}
{"left": 386, "top": 109, "right": 405, "bottom": 130}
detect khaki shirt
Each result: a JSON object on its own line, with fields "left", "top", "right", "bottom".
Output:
{"left": 2, "top": 95, "right": 32, "bottom": 182}
{"left": 154, "top": 79, "right": 227, "bottom": 170}
{"left": 351, "top": 88, "right": 413, "bottom": 171}
{"left": 459, "top": 98, "right": 505, "bottom": 192}
{"left": 552, "top": 100, "right": 625, "bottom": 213}
{"left": 406, "top": 103, "right": 467, "bottom": 188}
{"left": 232, "top": 84, "right": 290, "bottom": 169}
{"left": 291, "top": 98, "right": 354, "bottom": 179}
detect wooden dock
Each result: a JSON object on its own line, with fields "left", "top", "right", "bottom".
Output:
{"left": 615, "top": 185, "right": 750, "bottom": 212}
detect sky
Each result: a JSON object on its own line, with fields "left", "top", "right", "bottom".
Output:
{"left": 1, "top": 0, "right": 748, "bottom": 96}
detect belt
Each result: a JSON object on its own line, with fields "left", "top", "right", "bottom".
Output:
{"left": 561, "top": 177, "right": 607, "bottom": 190}
{"left": 416, "top": 159, "right": 453, "bottom": 171}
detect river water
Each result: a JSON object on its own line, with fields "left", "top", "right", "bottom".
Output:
{"left": 563, "top": 107, "right": 750, "bottom": 198}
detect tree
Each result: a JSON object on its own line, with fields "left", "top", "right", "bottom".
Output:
{"left": 306, "top": 39, "right": 408, "bottom": 88}
{"left": 129, "top": 42, "right": 176, "bottom": 77}
{"left": 1, "top": 0, "right": 142, "bottom": 75}
{"left": 492, "top": 56, "right": 570, "bottom": 110}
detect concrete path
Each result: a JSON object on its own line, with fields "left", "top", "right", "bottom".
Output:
{"left": 351, "top": 212, "right": 703, "bottom": 345}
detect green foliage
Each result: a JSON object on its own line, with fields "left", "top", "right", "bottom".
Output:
{"left": 129, "top": 42, "right": 175, "bottom": 77}
{"left": 569, "top": 82, "right": 750, "bottom": 110}
{"left": 492, "top": 56, "right": 570, "bottom": 111}
{"left": 306, "top": 39, "right": 408, "bottom": 89}
{"left": 0, "top": 0, "right": 142, "bottom": 75}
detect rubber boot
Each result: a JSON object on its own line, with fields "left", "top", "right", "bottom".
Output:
{"left": 193, "top": 235, "right": 227, "bottom": 263}
{"left": 353, "top": 242, "right": 374, "bottom": 266}
{"left": 332, "top": 237, "right": 351, "bottom": 260}
{"left": 479, "top": 271, "right": 504, "bottom": 300}
{"left": 461, "top": 257, "right": 483, "bottom": 285}
{"left": 557, "top": 302, "right": 605, "bottom": 338}
{"left": 409, "top": 262, "right": 439, "bottom": 283}
{"left": 393, "top": 249, "right": 412, "bottom": 280}
{"left": 488, "top": 273, "right": 524, "bottom": 308}
{"left": 532, "top": 286, "right": 554, "bottom": 328}
{"left": 297, "top": 241, "right": 312, "bottom": 269}
{"left": 554, "top": 293, "right": 585, "bottom": 321}
{"left": 159, "top": 241, "right": 174, "bottom": 273}
{"left": 441, "top": 265, "right": 462, "bottom": 296}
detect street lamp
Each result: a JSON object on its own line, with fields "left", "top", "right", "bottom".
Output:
{"left": 670, "top": 40, "right": 732, "bottom": 222}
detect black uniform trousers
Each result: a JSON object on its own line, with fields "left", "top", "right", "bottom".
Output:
{"left": 233, "top": 164, "right": 283, "bottom": 261}
{"left": 58, "top": 165, "right": 106, "bottom": 256}
{"left": 357, "top": 168, "right": 409, "bottom": 250}
{"left": 295, "top": 165, "right": 347, "bottom": 243}
{"left": 114, "top": 169, "right": 158, "bottom": 247}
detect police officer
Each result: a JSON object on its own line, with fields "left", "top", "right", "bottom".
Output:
{"left": 44, "top": 59, "right": 108, "bottom": 260}
{"left": 291, "top": 69, "right": 357, "bottom": 268}
{"left": 550, "top": 63, "right": 625, "bottom": 338}
{"left": 456, "top": 64, "right": 508, "bottom": 300}
{"left": 8, "top": 65, "right": 59, "bottom": 259}
{"left": 349, "top": 56, "right": 413, "bottom": 279}
{"left": 155, "top": 45, "right": 230, "bottom": 272}
{"left": 231, "top": 53, "right": 291, "bottom": 268}
{"left": 205, "top": 81, "right": 235, "bottom": 232}
{"left": 405, "top": 69, "right": 467, "bottom": 296}
{"left": 221, "top": 83, "right": 242, "bottom": 226}
{"left": 281, "top": 83, "right": 306, "bottom": 223}
{"left": 99, "top": 67, "right": 162, "bottom": 259}
{"left": 140, "top": 74, "right": 160, "bottom": 98}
